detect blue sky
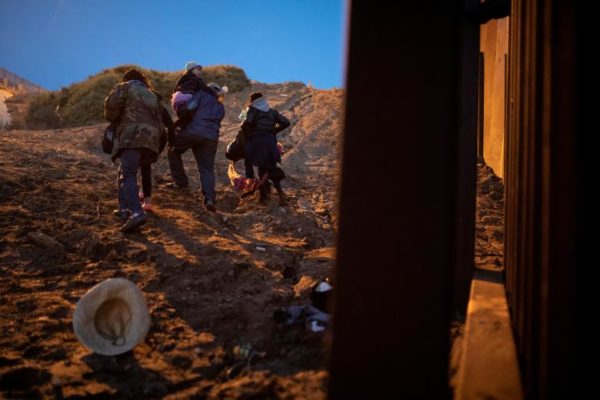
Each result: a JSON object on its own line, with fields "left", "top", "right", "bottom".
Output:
{"left": 0, "top": 0, "right": 345, "bottom": 91}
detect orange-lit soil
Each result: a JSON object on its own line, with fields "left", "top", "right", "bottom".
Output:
{"left": 0, "top": 85, "right": 343, "bottom": 399}
{"left": 0, "top": 83, "right": 501, "bottom": 397}
{"left": 475, "top": 163, "right": 504, "bottom": 271}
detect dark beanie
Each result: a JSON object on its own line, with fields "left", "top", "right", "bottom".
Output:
{"left": 249, "top": 92, "right": 263, "bottom": 102}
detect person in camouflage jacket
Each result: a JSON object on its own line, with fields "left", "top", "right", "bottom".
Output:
{"left": 104, "top": 69, "right": 164, "bottom": 232}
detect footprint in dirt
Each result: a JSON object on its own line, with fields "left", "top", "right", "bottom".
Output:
{"left": 0, "top": 356, "right": 20, "bottom": 368}
{"left": 48, "top": 306, "right": 71, "bottom": 319}
{"left": 23, "top": 345, "right": 67, "bottom": 361}
{"left": 0, "top": 367, "right": 51, "bottom": 391}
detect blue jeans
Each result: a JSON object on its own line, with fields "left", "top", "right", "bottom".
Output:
{"left": 117, "top": 149, "right": 144, "bottom": 215}
{"left": 141, "top": 164, "right": 152, "bottom": 197}
{"left": 167, "top": 131, "right": 218, "bottom": 202}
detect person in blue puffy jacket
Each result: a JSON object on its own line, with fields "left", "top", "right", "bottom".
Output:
{"left": 166, "top": 82, "right": 226, "bottom": 212}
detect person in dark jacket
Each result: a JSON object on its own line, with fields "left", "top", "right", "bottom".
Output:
{"left": 240, "top": 92, "right": 290, "bottom": 205}
{"left": 104, "top": 69, "right": 164, "bottom": 232}
{"left": 167, "top": 82, "right": 226, "bottom": 212}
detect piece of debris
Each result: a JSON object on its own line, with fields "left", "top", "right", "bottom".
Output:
{"left": 27, "top": 232, "right": 64, "bottom": 254}
{"left": 233, "top": 343, "right": 266, "bottom": 363}
{"left": 226, "top": 343, "right": 266, "bottom": 379}
{"left": 273, "top": 305, "right": 330, "bottom": 333}
{"left": 274, "top": 279, "right": 333, "bottom": 333}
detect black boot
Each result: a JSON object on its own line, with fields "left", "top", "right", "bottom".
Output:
{"left": 259, "top": 182, "right": 271, "bottom": 205}
{"left": 113, "top": 209, "right": 130, "bottom": 221}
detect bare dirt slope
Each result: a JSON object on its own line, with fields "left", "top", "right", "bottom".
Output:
{"left": 0, "top": 86, "right": 343, "bottom": 398}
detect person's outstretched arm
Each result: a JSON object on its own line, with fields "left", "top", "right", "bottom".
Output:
{"left": 273, "top": 111, "right": 290, "bottom": 134}
{"left": 240, "top": 108, "right": 256, "bottom": 137}
{"left": 161, "top": 106, "right": 175, "bottom": 145}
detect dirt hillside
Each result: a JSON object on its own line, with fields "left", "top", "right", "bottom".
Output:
{"left": 475, "top": 163, "right": 504, "bottom": 270}
{"left": 0, "top": 90, "right": 13, "bottom": 130}
{"left": 0, "top": 84, "right": 343, "bottom": 398}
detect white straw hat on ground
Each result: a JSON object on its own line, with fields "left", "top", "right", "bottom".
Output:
{"left": 73, "top": 278, "right": 151, "bottom": 356}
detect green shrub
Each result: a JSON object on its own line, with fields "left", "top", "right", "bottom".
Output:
{"left": 24, "top": 64, "right": 249, "bottom": 129}
{"left": 25, "top": 92, "right": 60, "bottom": 129}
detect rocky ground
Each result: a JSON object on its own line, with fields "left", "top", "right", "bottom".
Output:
{"left": 0, "top": 80, "right": 502, "bottom": 398}
{"left": 0, "top": 85, "right": 343, "bottom": 399}
{"left": 474, "top": 163, "right": 504, "bottom": 271}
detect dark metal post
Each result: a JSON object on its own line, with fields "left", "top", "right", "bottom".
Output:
{"left": 452, "top": 2, "right": 481, "bottom": 317}
{"left": 477, "top": 52, "right": 485, "bottom": 163}
{"left": 329, "top": 2, "right": 460, "bottom": 398}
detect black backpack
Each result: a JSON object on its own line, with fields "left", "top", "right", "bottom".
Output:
{"left": 225, "top": 130, "right": 246, "bottom": 161}
{"left": 102, "top": 125, "right": 116, "bottom": 154}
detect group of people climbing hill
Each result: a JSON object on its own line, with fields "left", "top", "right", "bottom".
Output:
{"left": 103, "top": 61, "right": 290, "bottom": 232}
